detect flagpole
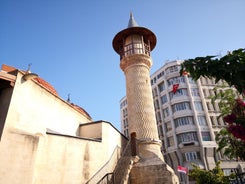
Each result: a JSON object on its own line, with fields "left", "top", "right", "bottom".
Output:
{"left": 186, "top": 173, "right": 189, "bottom": 184}
{"left": 186, "top": 167, "right": 189, "bottom": 184}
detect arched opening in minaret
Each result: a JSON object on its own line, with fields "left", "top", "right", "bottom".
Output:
{"left": 123, "top": 34, "right": 150, "bottom": 58}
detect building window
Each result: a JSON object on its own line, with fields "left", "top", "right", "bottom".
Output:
{"left": 167, "top": 76, "right": 185, "bottom": 86}
{"left": 158, "top": 125, "right": 164, "bottom": 137}
{"left": 202, "top": 89, "right": 210, "bottom": 97}
{"left": 201, "top": 132, "right": 211, "bottom": 141}
{"left": 156, "top": 111, "right": 162, "bottom": 123}
{"left": 154, "top": 99, "right": 160, "bottom": 110}
{"left": 125, "top": 129, "right": 129, "bottom": 138}
{"left": 120, "top": 99, "right": 127, "bottom": 109}
{"left": 191, "top": 88, "right": 200, "bottom": 96}
{"left": 217, "top": 116, "right": 224, "bottom": 126}
{"left": 197, "top": 116, "right": 207, "bottom": 126}
{"left": 151, "top": 77, "right": 157, "bottom": 85}
{"left": 177, "top": 132, "right": 198, "bottom": 144}
{"left": 172, "top": 102, "right": 191, "bottom": 113}
{"left": 169, "top": 88, "right": 188, "bottom": 99}
{"left": 157, "top": 71, "right": 165, "bottom": 79}
{"left": 123, "top": 108, "right": 128, "bottom": 117}
{"left": 162, "top": 107, "right": 170, "bottom": 118}
{"left": 183, "top": 152, "right": 200, "bottom": 161}
{"left": 167, "top": 136, "right": 175, "bottom": 147}
{"left": 188, "top": 77, "right": 197, "bottom": 84}
{"left": 166, "top": 65, "right": 180, "bottom": 74}
{"left": 161, "top": 95, "right": 168, "bottom": 104}
{"left": 165, "top": 121, "right": 172, "bottom": 132}
{"left": 207, "top": 102, "right": 214, "bottom": 112}
{"left": 194, "top": 101, "right": 203, "bottom": 111}
{"left": 158, "top": 82, "right": 165, "bottom": 92}
{"left": 152, "top": 87, "right": 158, "bottom": 97}
{"left": 174, "top": 116, "right": 194, "bottom": 128}
{"left": 123, "top": 118, "right": 128, "bottom": 128}
{"left": 210, "top": 116, "right": 217, "bottom": 126}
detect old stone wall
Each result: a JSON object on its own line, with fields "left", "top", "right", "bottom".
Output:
{"left": 0, "top": 72, "right": 126, "bottom": 183}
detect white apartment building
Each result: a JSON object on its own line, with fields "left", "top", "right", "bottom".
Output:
{"left": 120, "top": 60, "right": 245, "bottom": 183}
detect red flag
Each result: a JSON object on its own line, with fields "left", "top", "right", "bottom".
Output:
{"left": 182, "top": 71, "right": 188, "bottom": 76}
{"left": 177, "top": 166, "right": 188, "bottom": 174}
{"left": 172, "top": 84, "right": 179, "bottom": 93}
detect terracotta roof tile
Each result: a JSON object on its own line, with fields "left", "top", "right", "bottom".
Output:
{"left": 70, "top": 103, "right": 92, "bottom": 120}
{"left": 34, "top": 77, "right": 58, "bottom": 96}
{"left": 1, "top": 64, "right": 17, "bottom": 73}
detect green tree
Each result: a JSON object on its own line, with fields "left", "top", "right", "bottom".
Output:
{"left": 189, "top": 161, "right": 231, "bottom": 184}
{"left": 215, "top": 128, "right": 245, "bottom": 161}
{"left": 180, "top": 48, "right": 245, "bottom": 94}
{"left": 180, "top": 48, "right": 245, "bottom": 159}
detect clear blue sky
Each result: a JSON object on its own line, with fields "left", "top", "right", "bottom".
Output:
{"left": 1, "top": 0, "right": 244, "bottom": 130}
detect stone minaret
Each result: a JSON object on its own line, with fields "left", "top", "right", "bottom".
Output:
{"left": 113, "top": 14, "right": 179, "bottom": 184}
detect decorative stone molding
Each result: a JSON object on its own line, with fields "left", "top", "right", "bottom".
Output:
{"left": 120, "top": 54, "right": 152, "bottom": 71}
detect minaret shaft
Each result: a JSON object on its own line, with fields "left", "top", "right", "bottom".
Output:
{"left": 122, "top": 54, "right": 159, "bottom": 140}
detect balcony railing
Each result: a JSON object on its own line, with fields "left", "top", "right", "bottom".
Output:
{"left": 119, "top": 42, "right": 150, "bottom": 59}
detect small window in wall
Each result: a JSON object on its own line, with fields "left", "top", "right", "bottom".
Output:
{"left": 165, "top": 121, "right": 172, "bottom": 132}
{"left": 167, "top": 136, "right": 175, "bottom": 147}
{"left": 154, "top": 99, "right": 160, "bottom": 110}
{"left": 201, "top": 131, "right": 211, "bottom": 141}
{"left": 172, "top": 102, "right": 191, "bottom": 113}
{"left": 124, "top": 129, "right": 129, "bottom": 138}
{"left": 177, "top": 132, "right": 198, "bottom": 144}
{"left": 158, "top": 125, "right": 164, "bottom": 137}
{"left": 194, "top": 101, "right": 203, "bottom": 111}
{"left": 162, "top": 107, "right": 170, "bottom": 118}
{"left": 152, "top": 87, "right": 158, "bottom": 97}
{"left": 160, "top": 95, "right": 168, "bottom": 105}
{"left": 156, "top": 111, "right": 162, "bottom": 123}
{"left": 191, "top": 88, "right": 200, "bottom": 96}
{"left": 157, "top": 71, "right": 165, "bottom": 79}
{"left": 165, "top": 65, "right": 180, "bottom": 74}
{"left": 183, "top": 151, "right": 200, "bottom": 161}
{"left": 197, "top": 116, "right": 207, "bottom": 126}
{"left": 158, "top": 82, "right": 165, "bottom": 92}
{"left": 174, "top": 116, "right": 194, "bottom": 128}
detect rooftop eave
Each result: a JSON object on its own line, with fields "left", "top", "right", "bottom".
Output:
{"left": 0, "top": 72, "right": 17, "bottom": 86}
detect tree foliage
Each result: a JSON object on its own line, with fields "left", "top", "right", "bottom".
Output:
{"left": 215, "top": 128, "right": 245, "bottom": 161}
{"left": 180, "top": 48, "right": 245, "bottom": 94}
{"left": 211, "top": 86, "right": 245, "bottom": 143}
{"left": 180, "top": 48, "right": 245, "bottom": 159}
{"left": 189, "top": 161, "right": 231, "bottom": 184}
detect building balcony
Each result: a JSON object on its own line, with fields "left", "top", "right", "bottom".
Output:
{"left": 201, "top": 141, "right": 217, "bottom": 147}
{"left": 172, "top": 110, "right": 193, "bottom": 119}
{"left": 179, "top": 141, "right": 199, "bottom": 148}
{"left": 176, "top": 125, "right": 197, "bottom": 134}
{"left": 170, "top": 96, "right": 190, "bottom": 105}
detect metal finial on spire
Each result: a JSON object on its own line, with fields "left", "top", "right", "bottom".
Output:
{"left": 67, "top": 93, "right": 71, "bottom": 103}
{"left": 26, "top": 63, "right": 32, "bottom": 73}
{"left": 128, "top": 12, "right": 138, "bottom": 28}
{"left": 23, "top": 63, "right": 38, "bottom": 80}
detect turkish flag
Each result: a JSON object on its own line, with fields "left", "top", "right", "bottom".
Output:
{"left": 177, "top": 166, "right": 188, "bottom": 174}
{"left": 172, "top": 84, "right": 179, "bottom": 93}
{"left": 182, "top": 71, "right": 188, "bottom": 75}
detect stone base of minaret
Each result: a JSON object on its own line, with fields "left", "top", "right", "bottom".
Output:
{"left": 129, "top": 140, "right": 179, "bottom": 184}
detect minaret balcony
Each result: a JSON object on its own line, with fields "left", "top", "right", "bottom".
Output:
{"left": 119, "top": 42, "right": 150, "bottom": 59}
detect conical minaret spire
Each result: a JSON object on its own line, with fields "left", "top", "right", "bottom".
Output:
{"left": 112, "top": 14, "right": 179, "bottom": 184}
{"left": 128, "top": 12, "right": 138, "bottom": 28}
